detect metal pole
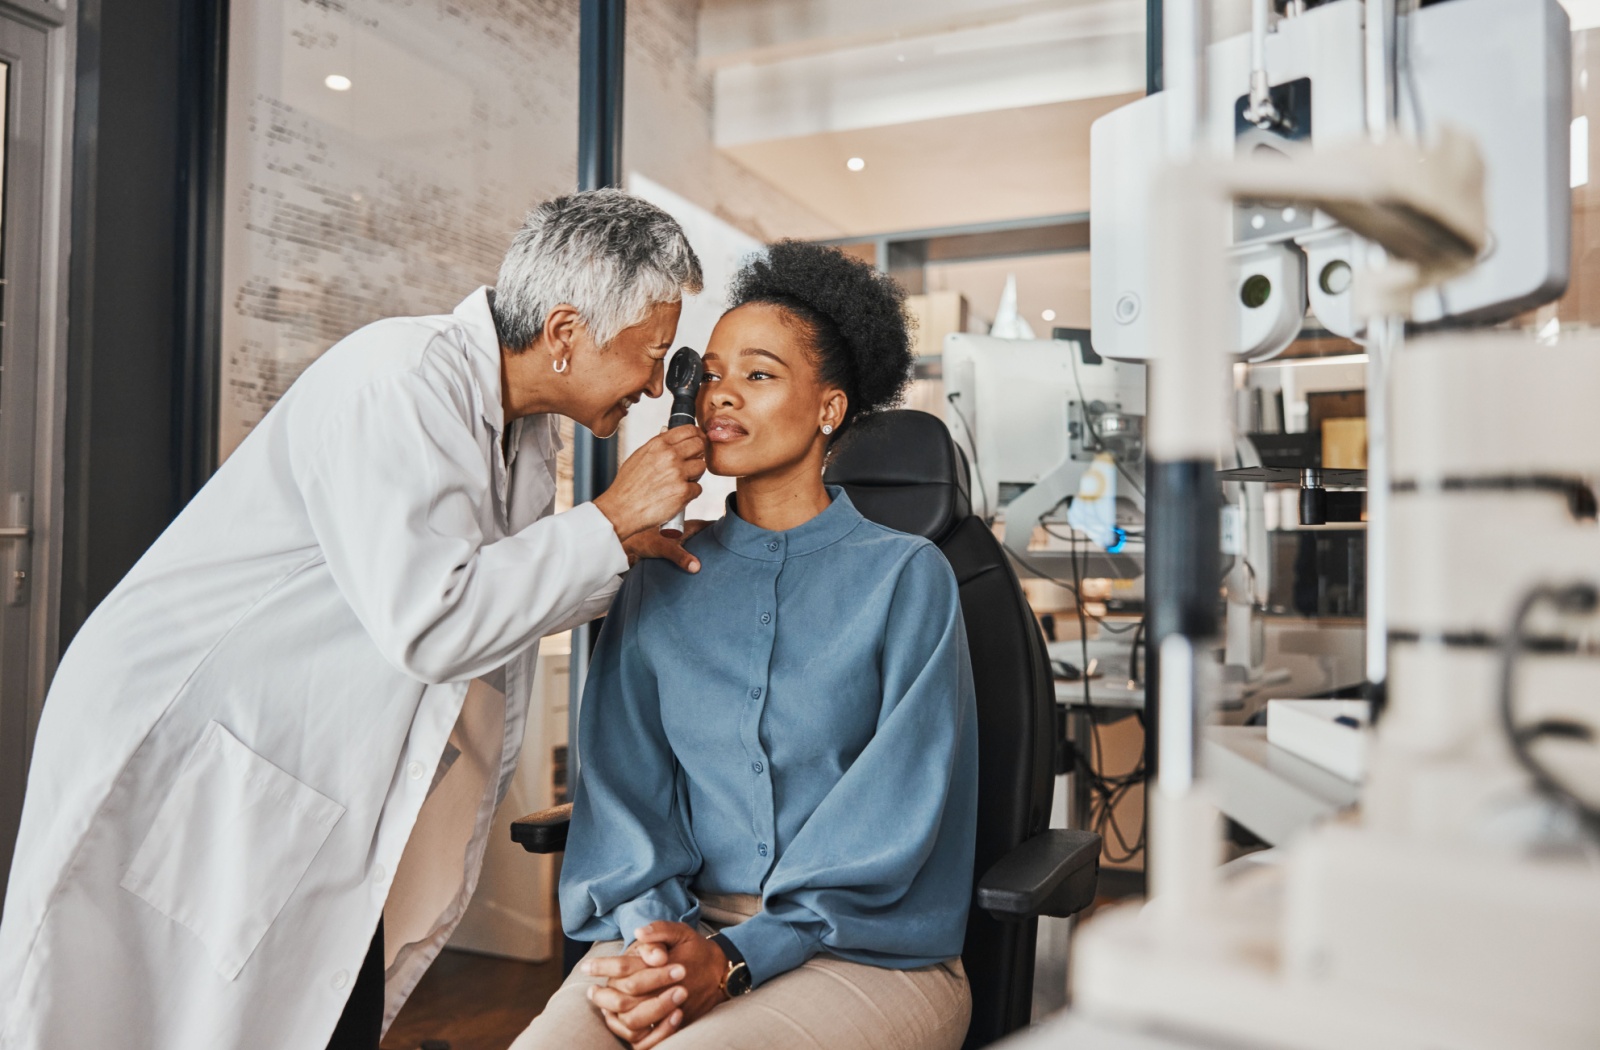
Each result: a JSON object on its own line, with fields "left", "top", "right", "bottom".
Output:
{"left": 1146, "top": 0, "right": 1164, "bottom": 95}
{"left": 1145, "top": 0, "right": 1223, "bottom": 908}
{"left": 1363, "top": 0, "right": 1401, "bottom": 713}
{"left": 569, "top": 0, "right": 626, "bottom": 762}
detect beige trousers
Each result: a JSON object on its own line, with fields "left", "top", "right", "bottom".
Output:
{"left": 509, "top": 894, "right": 970, "bottom": 1050}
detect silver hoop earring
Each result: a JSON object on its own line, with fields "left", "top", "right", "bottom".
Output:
{"left": 553, "top": 359, "right": 568, "bottom": 374}
{"left": 822, "top": 424, "right": 834, "bottom": 435}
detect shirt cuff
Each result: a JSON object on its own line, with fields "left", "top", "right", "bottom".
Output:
{"left": 615, "top": 892, "right": 699, "bottom": 949}
{"left": 571, "top": 501, "right": 630, "bottom": 579}
{"left": 719, "top": 911, "right": 823, "bottom": 988}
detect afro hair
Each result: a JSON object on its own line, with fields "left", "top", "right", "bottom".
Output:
{"left": 726, "top": 240, "right": 915, "bottom": 441}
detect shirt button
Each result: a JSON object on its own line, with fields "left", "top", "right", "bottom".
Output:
{"left": 766, "top": 541, "right": 779, "bottom": 552}
{"left": 750, "top": 687, "right": 762, "bottom": 700}
{"left": 760, "top": 613, "right": 772, "bottom": 625}
{"left": 331, "top": 970, "right": 350, "bottom": 991}
{"left": 373, "top": 864, "right": 388, "bottom": 885}
{"left": 752, "top": 761, "right": 764, "bottom": 774}
{"left": 407, "top": 761, "right": 426, "bottom": 780}
{"left": 757, "top": 842, "right": 769, "bottom": 857}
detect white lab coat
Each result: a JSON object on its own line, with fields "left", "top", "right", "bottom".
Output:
{"left": 0, "top": 288, "right": 628, "bottom": 1048}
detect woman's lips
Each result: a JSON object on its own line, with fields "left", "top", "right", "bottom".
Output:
{"left": 705, "top": 417, "right": 748, "bottom": 443}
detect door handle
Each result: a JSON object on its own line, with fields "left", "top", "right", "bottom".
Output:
{"left": 0, "top": 494, "right": 30, "bottom": 605}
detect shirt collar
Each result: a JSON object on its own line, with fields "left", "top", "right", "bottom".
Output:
{"left": 453, "top": 286, "right": 507, "bottom": 435}
{"left": 712, "top": 486, "right": 864, "bottom": 561}
{"left": 453, "top": 287, "right": 567, "bottom": 455}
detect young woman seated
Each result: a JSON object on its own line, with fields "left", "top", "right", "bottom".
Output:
{"left": 511, "top": 241, "right": 978, "bottom": 1050}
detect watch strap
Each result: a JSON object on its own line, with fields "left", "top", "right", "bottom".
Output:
{"left": 709, "top": 932, "right": 751, "bottom": 997}
{"left": 709, "top": 932, "right": 745, "bottom": 969}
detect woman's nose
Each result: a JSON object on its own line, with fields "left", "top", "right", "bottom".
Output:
{"left": 645, "top": 361, "right": 665, "bottom": 399}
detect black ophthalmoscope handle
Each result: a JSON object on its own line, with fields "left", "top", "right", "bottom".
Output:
{"left": 662, "top": 347, "right": 704, "bottom": 537}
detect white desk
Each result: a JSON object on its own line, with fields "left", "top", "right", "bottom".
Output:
{"left": 1052, "top": 677, "right": 1146, "bottom": 711}
{"left": 1202, "top": 725, "right": 1360, "bottom": 846}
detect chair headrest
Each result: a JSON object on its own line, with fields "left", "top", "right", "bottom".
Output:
{"left": 824, "top": 410, "right": 972, "bottom": 545}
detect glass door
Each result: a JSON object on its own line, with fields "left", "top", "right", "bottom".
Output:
{"left": 0, "top": 15, "right": 52, "bottom": 897}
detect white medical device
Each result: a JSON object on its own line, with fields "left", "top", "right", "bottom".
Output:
{"left": 1071, "top": 331, "right": 1600, "bottom": 1050}
{"left": 1090, "top": 0, "right": 1571, "bottom": 362}
{"left": 942, "top": 332, "right": 1146, "bottom": 579}
{"left": 1054, "top": 0, "right": 1599, "bottom": 1047}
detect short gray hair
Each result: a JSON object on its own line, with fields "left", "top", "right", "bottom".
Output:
{"left": 492, "top": 189, "right": 703, "bottom": 351}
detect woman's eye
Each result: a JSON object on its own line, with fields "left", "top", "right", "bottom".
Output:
{"left": 748, "top": 370, "right": 773, "bottom": 381}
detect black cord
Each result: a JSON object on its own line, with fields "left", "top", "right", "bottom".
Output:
{"left": 945, "top": 392, "right": 991, "bottom": 522}
{"left": 1129, "top": 618, "right": 1146, "bottom": 686}
{"left": 1011, "top": 544, "right": 1140, "bottom": 635}
{"left": 1068, "top": 531, "right": 1148, "bottom": 862}
{"left": 1498, "top": 582, "right": 1600, "bottom": 840}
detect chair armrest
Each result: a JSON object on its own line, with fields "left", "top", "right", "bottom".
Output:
{"left": 511, "top": 803, "right": 573, "bottom": 854}
{"left": 976, "top": 828, "right": 1101, "bottom": 920}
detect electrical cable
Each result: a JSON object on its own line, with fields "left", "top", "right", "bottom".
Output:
{"left": 1012, "top": 544, "right": 1141, "bottom": 636}
{"left": 945, "top": 392, "right": 992, "bottom": 523}
{"left": 1067, "top": 530, "right": 1148, "bottom": 862}
{"left": 1497, "top": 582, "right": 1600, "bottom": 841}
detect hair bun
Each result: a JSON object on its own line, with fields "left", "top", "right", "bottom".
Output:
{"left": 728, "top": 241, "right": 915, "bottom": 433}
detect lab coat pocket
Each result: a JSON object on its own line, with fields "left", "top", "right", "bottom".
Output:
{"left": 119, "top": 720, "right": 345, "bottom": 981}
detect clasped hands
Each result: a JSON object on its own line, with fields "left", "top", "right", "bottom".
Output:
{"left": 581, "top": 921, "right": 730, "bottom": 1048}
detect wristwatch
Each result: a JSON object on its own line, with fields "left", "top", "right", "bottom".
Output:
{"left": 709, "top": 933, "right": 752, "bottom": 998}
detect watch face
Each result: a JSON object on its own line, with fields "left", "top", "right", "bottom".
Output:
{"left": 726, "top": 962, "right": 753, "bottom": 997}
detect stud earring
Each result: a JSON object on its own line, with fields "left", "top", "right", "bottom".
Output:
{"left": 822, "top": 424, "right": 834, "bottom": 435}
{"left": 553, "top": 358, "right": 568, "bottom": 374}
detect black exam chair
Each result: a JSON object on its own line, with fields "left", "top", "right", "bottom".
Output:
{"left": 513, "top": 409, "right": 1101, "bottom": 1049}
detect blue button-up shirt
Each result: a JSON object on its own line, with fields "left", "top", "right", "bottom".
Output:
{"left": 560, "top": 488, "right": 979, "bottom": 987}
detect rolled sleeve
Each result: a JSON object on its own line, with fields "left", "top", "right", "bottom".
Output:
{"left": 718, "top": 910, "right": 824, "bottom": 988}
{"left": 615, "top": 890, "right": 700, "bottom": 947}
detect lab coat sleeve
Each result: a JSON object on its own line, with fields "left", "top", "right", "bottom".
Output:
{"left": 297, "top": 372, "right": 630, "bottom": 684}
{"left": 720, "top": 544, "right": 979, "bottom": 987}
{"left": 559, "top": 571, "right": 702, "bottom": 944}
{"left": 542, "top": 576, "right": 625, "bottom": 637}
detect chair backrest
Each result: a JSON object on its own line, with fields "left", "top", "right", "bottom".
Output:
{"left": 826, "top": 410, "right": 1056, "bottom": 1048}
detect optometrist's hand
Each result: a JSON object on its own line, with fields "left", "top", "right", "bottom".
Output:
{"left": 621, "top": 519, "right": 711, "bottom": 574}
{"left": 582, "top": 941, "right": 690, "bottom": 1048}
{"left": 595, "top": 426, "right": 707, "bottom": 543}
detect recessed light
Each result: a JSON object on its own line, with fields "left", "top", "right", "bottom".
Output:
{"left": 846, "top": 157, "right": 866, "bottom": 172}
{"left": 325, "top": 74, "right": 353, "bottom": 92}
{"left": 1041, "top": 309, "right": 1057, "bottom": 322}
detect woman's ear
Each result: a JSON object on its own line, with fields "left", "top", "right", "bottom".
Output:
{"left": 543, "top": 303, "right": 582, "bottom": 372}
{"left": 821, "top": 389, "right": 848, "bottom": 433}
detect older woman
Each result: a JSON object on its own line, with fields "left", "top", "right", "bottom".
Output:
{"left": 0, "top": 190, "right": 707, "bottom": 1050}
{"left": 513, "top": 241, "right": 978, "bottom": 1050}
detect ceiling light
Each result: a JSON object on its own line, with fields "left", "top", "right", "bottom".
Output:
{"left": 1041, "top": 309, "right": 1057, "bottom": 322}
{"left": 325, "top": 74, "right": 353, "bottom": 92}
{"left": 846, "top": 157, "right": 866, "bottom": 172}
